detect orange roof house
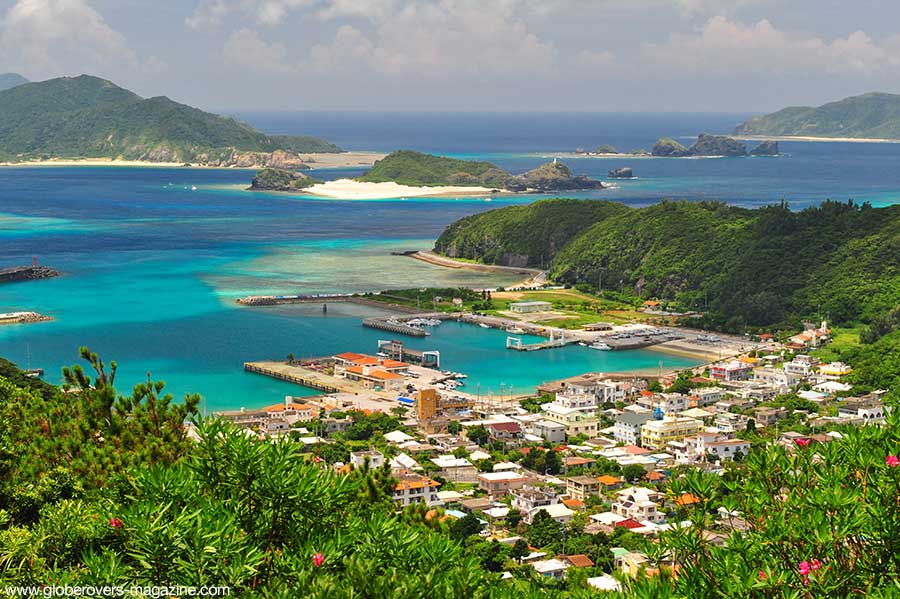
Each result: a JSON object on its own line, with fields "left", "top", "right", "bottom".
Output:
{"left": 562, "top": 554, "right": 595, "bottom": 568}
{"left": 597, "top": 475, "right": 624, "bottom": 487}
{"left": 675, "top": 493, "right": 701, "bottom": 507}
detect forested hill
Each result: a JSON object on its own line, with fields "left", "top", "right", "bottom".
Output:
{"left": 0, "top": 75, "right": 341, "bottom": 164}
{"left": 735, "top": 92, "right": 900, "bottom": 139}
{"left": 0, "top": 73, "right": 27, "bottom": 92}
{"left": 434, "top": 199, "right": 900, "bottom": 329}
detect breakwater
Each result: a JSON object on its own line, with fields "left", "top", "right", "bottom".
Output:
{"left": 0, "top": 266, "right": 59, "bottom": 284}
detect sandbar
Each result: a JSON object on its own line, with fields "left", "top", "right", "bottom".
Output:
{"left": 302, "top": 179, "right": 500, "bottom": 200}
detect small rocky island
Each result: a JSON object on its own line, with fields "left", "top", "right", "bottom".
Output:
{"left": 504, "top": 160, "right": 605, "bottom": 192}
{"left": 650, "top": 133, "right": 779, "bottom": 157}
{"left": 249, "top": 168, "right": 321, "bottom": 191}
{"left": 607, "top": 167, "right": 634, "bottom": 179}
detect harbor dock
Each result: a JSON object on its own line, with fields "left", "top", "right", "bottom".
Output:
{"left": 244, "top": 361, "right": 366, "bottom": 394}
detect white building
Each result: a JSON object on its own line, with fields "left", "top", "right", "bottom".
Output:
{"left": 611, "top": 488, "right": 665, "bottom": 523}
{"left": 527, "top": 503, "right": 575, "bottom": 526}
{"left": 541, "top": 403, "right": 599, "bottom": 438}
{"left": 784, "top": 355, "right": 819, "bottom": 378}
{"left": 350, "top": 450, "right": 386, "bottom": 470}
{"left": 392, "top": 472, "right": 442, "bottom": 507}
{"left": 614, "top": 411, "right": 655, "bottom": 446}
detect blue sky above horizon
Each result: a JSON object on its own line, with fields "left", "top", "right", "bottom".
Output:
{"left": 1, "top": 0, "right": 899, "bottom": 113}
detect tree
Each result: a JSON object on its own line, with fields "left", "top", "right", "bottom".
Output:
{"left": 528, "top": 510, "right": 563, "bottom": 548}
{"left": 622, "top": 464, "right": 646, "bottom": 482}
{"left": 449, "top": 512, "right": 483, "bottom": 541}
{"left": 543, "top": 448, "right": 562, "bottom": 475}
{"left": 506, "top": 508, "right": 522, "bottom": 529}
{"left": 447, "top": 420, "right": 462, "bottom": 435}
{"left": 467, "top": 425, "right": 489, "bottom": 446}
{"left": 509, "top": 538, "right": 530, "bottom": 562}
{"left": 286, "top": 353, "right": 294, "bottom": 364}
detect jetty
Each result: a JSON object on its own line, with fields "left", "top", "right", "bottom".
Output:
{"left": 0, "top": 311, "right": 52, "bottom": 325}
{"left": 244, "top": 361, "right": 363, "bottom": 394}
{"left": 363, "top": 312, "right": 457, "bottom": 337}
{"left": 506, "top": 331, "right": 577, "bottom": 352}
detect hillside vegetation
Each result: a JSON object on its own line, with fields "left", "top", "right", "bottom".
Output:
{"left": 735, "top": 92, "right": 900, "bottom": 139}
{"left": 2, "top": 350, "right": 900, "bottom": 596}
{"left": 435, "top": 199, "right": 900, "bottom": 330}
{"left": 0, "top": 73, "right": 27, "bottom": 92}
{"left": 357, "top": 150, "right": 508, "bottom": 187}
{"left": 357, "top": 151, "right": 604, "bottom": 192}
{"left": 0, "top": 75, "right": 340, "bottom": 163}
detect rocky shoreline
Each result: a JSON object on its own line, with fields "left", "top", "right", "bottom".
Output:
{"left": 0, "top": 311, "right": 52, "bottom": 325}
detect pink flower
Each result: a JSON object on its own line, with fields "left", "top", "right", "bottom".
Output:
{"left": 811, "top": 559, "right": 821, "bottom": 571}
{"left": 798, "top": 561, "right": 811, "bottom": 576}
{"left": 758, "top": 570, "right": 766, "bottom": 580}
{"left": 886, "top": 455, "right": 899, "bottom": 468}
{"left": 795, "top": 438, "right": 811, "bottom": 448}
{"left": 312, "top": 552, "right": 324, "bottom": 568}
{"left": 109, "top": 517, "right": 123, "bottom": 528}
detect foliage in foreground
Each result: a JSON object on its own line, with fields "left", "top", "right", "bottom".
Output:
{"left": 2, "top": 354, "right": 900, "bottom": 597}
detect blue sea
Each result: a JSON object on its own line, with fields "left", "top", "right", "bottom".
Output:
{"left": 3, "top": 112, "right": 900, "bottom": 410}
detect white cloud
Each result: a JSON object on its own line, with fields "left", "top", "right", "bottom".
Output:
{"left": 223, "top": 28, "right": 296, "bottom": 72}
{"left": 642, "top": 16, "right": 900, "bottom": 77}
{"left": 0, "top": 0, "right": 138, "bottom": 77}
{"left": 188, "top": 0, "right": 316, "bottom": 29}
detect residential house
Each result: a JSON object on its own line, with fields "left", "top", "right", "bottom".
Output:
{"left": 753, "top": 407, "right": 788, "bottom": 427}
{"left": 531, "top": 559, "right": 569, "bottom": 580}
{"left": 526, "top": 503, "right": 575, "bottom": 526}
{"left": 709, "top": 360, "right": 754, "bottom": 382}
{"left": 533, "top": 420, "right": 566, "bottom": 443}
{"left": 349, "top": 450, "right": 385, "bottom": 470}
{"left": 614, "top": 411, "right": 655, "bottom": 446}
{"left": 510, "top": 485, "right": 559, "bottom": 516}
{"left": 612, "top": 487, "right": 665, "bottom": 523}
{"left": 690, "top": 387, "right": 727, "bottom": 407}
{"left": 477, "top": 471, "right": 530, "bottom": 496}
{"left": 566, "top": 476, "right": 601, "bottom": 501}
{"left": 837, "top": 399, "right": 887, "bottom": 424}
{"left": 541, "top": 403, "right": 599, "bottom": 439}
{"left": 784, "top": 355, "right": 819, "bottom": 378}
{"left": 640, "top": 416, "right": 703, "bottom": 451}
{"left": 715, "top": 412, "right": 749, "bottom": 434}
{"left": 392, "top": 472, "right": 442, "bottom": 507}
{"left": 431, "top": 455, "right": 478, "bottom": 483}
{"left": 487, "top": 421, "right": 522, "bottom": 442}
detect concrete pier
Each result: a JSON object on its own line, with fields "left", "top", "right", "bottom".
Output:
{"left": 244, "top": 361, "right": 364, "bottom": 394}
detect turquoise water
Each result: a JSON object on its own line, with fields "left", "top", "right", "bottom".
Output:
{"left": 6, "top": 112, "right": 900, "bottom": 409}
{"left": 0, "top": 166, "right": 698, "bottom": 410}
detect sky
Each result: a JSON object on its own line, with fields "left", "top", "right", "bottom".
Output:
{"left": 1, "top": 0, "right": 899, "bottom": 113}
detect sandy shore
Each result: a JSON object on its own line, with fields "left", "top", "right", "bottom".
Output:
{"left": 736, "top": 135, "right": 900, "bottom": 144}
{"left": 0, "top": 151, "right": 387, "bottom": 170}
{"left": 302, "top": 178, "right": 499, "bottom": 200}
{"left": 408, "top": 250, "right": 546, "bottom": 287}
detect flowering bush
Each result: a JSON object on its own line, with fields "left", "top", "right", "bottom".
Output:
{"left": 628, "top": 405, "right": 900, "bottom": 598}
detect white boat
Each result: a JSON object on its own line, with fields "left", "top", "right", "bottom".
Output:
{"left": 589, "top": 341, "right": 612, "bottom": 351}
{"left": 479, "top": 323, "right": 490, "bottom": 329}
{"left": 484, "top": 198, "right": 492, "bottom": 202}
{"left": 191, "top": 185, "right": 197, "bottom": 191}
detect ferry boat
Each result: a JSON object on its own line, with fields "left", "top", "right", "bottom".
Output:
{"left": 588, "top": 341, "right": 612, "bottom": 351}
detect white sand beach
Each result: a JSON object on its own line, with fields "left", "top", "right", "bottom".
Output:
{"left": 0, "top": 152, "right": 387, "bottom": 170}
{"left": 302, "top": 179, "right": 497, "bottom": 200}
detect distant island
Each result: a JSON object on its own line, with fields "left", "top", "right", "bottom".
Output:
{"left": 433, "top": 198, "right": 900, "bottom": 330}
{"left": 577, "top": 134, "right": 778, "bottom": 158}
{"left": 0, "top": 72, "right": 27, "bottom": 92}
{"left": 249, "top": 150, "right": 605, "bottom": 198}
{"left": 735, "top": 92, "right": 900, "bottom": 140}
{"left": 0, "top": 75, "right": 342, "bottom": 167}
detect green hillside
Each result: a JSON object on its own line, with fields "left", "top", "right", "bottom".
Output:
{"left": 0, "top": 75, "right": 340, "bottom": 162}
{"left": 435, "top": 199, "right": 900, "bottom": 330}
{"left": 357, "top": 150, "right": 508, "bottom": 187}
{"left": 0, "top": 72, "right": 27, "bottom": 92}
{"left": 434, "top": 199, "right": 628, "bottom": 267}
{"left": 735, "top": 92, "right": 900, "bottom": 139}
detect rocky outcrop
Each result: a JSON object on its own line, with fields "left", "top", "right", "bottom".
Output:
{"left": 607, "top": 167, "right": 634, "bottom": 179}
{"left": 594, "top": 144, "right": 618, "bottom": 154}
{"left": 201, "top": 149, "right": 312, "bottom": 169}
{"left": 688, "top": 133, "right": 747, "bottom": 157}
{"left": 249, "top": 168, "right": 319, "bottom": 191}
{"left": 0, "top": 265, "right": 59, "bottom": 284}
{"left": 651, "top": 138, "right": 690, "bottom": 157}
{"left": 504, "top": 160, "right": 604, "bottom": 192}
{"left": 750, "top": 140, "right": 780, "bottom": 156}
